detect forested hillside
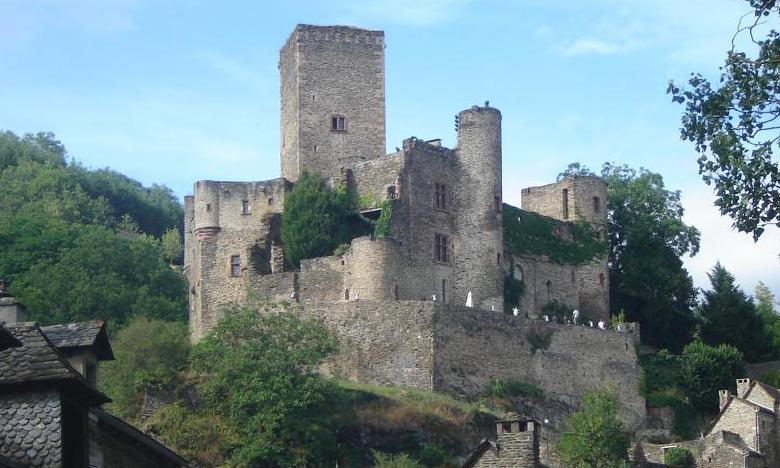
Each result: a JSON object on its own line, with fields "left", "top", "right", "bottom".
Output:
{"left": 0, "top": 130, "right": 187, "bottom": 328}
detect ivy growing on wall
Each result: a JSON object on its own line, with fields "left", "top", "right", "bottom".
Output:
{"left": 503, "top": 203, "right": 606, "bottom": 265}
{"left": 373, "top": 200, "right": 394, "bottom": 237}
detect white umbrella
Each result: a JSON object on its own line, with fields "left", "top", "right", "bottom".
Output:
{"left": 466, "top": 291, "right": 473, "bottom": 308}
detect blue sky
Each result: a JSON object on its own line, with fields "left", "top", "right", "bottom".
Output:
{"left": 1, "top": 0, "right": 779, "bottom": 301}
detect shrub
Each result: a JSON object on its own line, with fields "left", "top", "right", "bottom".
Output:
{"left": 665, "top": 447, "right": 694, "bottom": 467}
{"left": 418, "top": 444, "right": 447, "bottom": 467}
{"left": 681, "top": 340, "right": 744, "bottom": 412}
{"left": 373, "top": 451, "right": 424, "bottom": 468}
{"left": 99, "top": 317, "right": 190, "bottom": 419}
{"left": 558, "top": 389, "right": 629, "bottom": 468}
{"left": 485, "top": 378, "right": 544, "bottom": 399}
{"left": 527, "top": 331, "right": 553, "bottom": 354}
{"left": 282, "top": 172, "right": 350, "bottom": 267}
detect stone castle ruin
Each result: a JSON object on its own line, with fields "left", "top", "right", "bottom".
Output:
{"left": 184, "top": 24, "right": 644, "bottom": 429}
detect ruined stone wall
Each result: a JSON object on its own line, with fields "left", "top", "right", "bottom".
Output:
{"left": 280, "top": 25, "right": 386, "bottom": 182}
{"left": 351, "top": 152, "right": 405, "bottom": 206}
{"left": 521, "top": 176, "right": 606, "bottom": 227}
{"left": 509, "top": 253, "right": 579, "bottom": 318}
{"left": 432, "top": 306, "right": 645, "bottom": 429}
{"left": 0, "top": 391, "right": 62, "bottom": 468}
{"left": 186, "top": 179, "right": 289, "bottom": 340}
{"left": 575, "top": 257, "right": 609, "bottom": 321}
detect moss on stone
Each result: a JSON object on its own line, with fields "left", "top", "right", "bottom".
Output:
{"left": 374, "top": 200, "right": 394, "bottom": 237}
{"left": 503, "top": 203, "right": 606, "bottom": 265}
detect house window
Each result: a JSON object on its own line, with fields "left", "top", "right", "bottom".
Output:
{"left": 441, "top": 279, "right": 447, "bottom": 303}
{"left": 331, "top": 115, "right": 346, "bottom": 132}
{"left": 593, "top": 196, "right": 601, "bottom": 214}
{"left": 562, "top": 189, "right": 569, "bottom": 220}
{"left": 230, "top": 255, "right": 241, "bottom": 277}
{"left": 434, "top": 234, "right": 449, "bottom": 263}
{"left": 242, "top": 199, "right": 250, "bottom": 215}
{"left": 434, "top": 183, "right": 447, "bottom": 210}
{"left": 494, "top": 196, "right": 501, "bottom": 212}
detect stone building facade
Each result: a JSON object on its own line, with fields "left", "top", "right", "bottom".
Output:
{"left": 183, "top": 24, "right": 627, "bottom": 425}
{"left": 643, "top": 378, "right": 780, "bottom": 467}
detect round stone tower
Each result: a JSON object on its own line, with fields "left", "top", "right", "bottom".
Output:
{"left": 452, "top": 105, "right": 504, "bottom": 311}
{"left": 193, "top": 181, "right": 221, "bottom": 241}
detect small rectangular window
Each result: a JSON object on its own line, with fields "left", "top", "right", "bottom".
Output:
{"left": 242, "top": 199, "right": 250, "bottom": 215}
{"left": 441, "top": 279, "right": 446, "bottom": 303}
{"left": 331, "top": 116, "right": 346, "bottom": 131}
{"left": 593, "top": 196, "right": 601, "bottom": 214}
{"left": 206, "top": 203, "right": 212, "bottom": 212}
{"left": 230, "top": 255, "right": 241, "bottom": 277}
{"left": 562, "top": 188, "right": 569, "bottom": 220}
{"left": 434, "top": 234, "right": 449, "bottom": 263}
{"left": 434, "top": 183, "right": 447, "bottom": 210}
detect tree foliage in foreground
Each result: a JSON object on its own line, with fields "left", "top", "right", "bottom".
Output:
{"left": 558, "top": 388, "right": 629, "bottom": 468}
{"left": 99, "top": 317, "right": 190, "bottom": 419}
{"left": 190, "top": 305, "right": 349, "bottom": 467}
{"left": 602, "top": 163, "right": 700, "bottom": 351}
{"left": 282, "top": 172, "right": 350, "bottom": 267}
{"left": 668, "top": 0, "right": 780, "bottom": 242}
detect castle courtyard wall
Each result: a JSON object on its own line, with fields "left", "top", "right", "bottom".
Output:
{"left": 303, "top": 301, "right": 645, "bottom": 430}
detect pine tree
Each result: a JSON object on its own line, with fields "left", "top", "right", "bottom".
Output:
{"left": 700, "top": 263, "right": 773, "bottom": 362}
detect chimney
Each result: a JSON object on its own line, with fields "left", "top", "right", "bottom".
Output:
{"left": 719, "top": 389, "right": 730, "bottom": 410}
{"left": 0, "top": 280, "right": 26, "bottom": 323}
{"left": 495, "top": 414, "right": 540, "bottom": 466}
{"left": 737, "top": 378, "right": 751, "bottom": 398}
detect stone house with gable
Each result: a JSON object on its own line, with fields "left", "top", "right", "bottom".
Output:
{"left": 645, "top": 378, "right": 780, "bottom": 467}
{"left": 0, "top": 283, "right": 188, "bottom": 468}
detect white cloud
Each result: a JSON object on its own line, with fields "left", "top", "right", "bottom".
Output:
{"left": 560, "top": 38, "right": 620, "bottom": 56}
{"left": 681, "top": 186, "right": 780, "bottom": 299}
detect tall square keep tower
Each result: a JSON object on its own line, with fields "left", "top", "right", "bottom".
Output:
{"left": 279, "top": 25, "right": 386, "bottom": 181}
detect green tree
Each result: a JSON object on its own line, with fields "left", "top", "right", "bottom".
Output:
{"left": 99, "top": 317, "right": 190, "bottom": 419}
{"left": 601, "top": 163, "right": 700, "bottom": 351}
{"left": 282, "top": 172, "right": 349, "bottom": 267}
{"left": 558, "top": 388, "right": 630, "bottom": 468}
{"left": 755, "top": 281, "right": 778, "bottom": 322}
{"left": 699, "top": 263, "right": 773, "bottom": 362}
{"left": 680, "top": 340, "right": 745, "bottom": 412}
{"left": 161, "top": 228, "right": 182, "bottom": 265}
{"left": 191, "top": 305, "right": 349, "bottom": 467}
{"left": 373, "top": 451, "right": 424, "bottom": 468}
{"left": 557, "top": 162, "right": 596, "bottom": 180}
{"left": 665, "top": 447, "right": 694, "bottom": 468}
{"left": 668, "top": 0, "right": 780, "bottom": 241}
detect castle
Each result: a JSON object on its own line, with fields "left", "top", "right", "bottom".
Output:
{"left": 184, "top": 24, "right": 610, "bottom": 339}
{"left": 183, "top": 25, "right": 643, "bottom": 433}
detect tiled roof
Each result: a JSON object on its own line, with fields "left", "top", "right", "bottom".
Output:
{"left": 0, "top": 323, "right": 108, "bottom": 404}
{"left": 40, "top": 320, "right": 114, "bottom": 360}
{"left": 95, "top": 409, "right": 189, "bottom": 467}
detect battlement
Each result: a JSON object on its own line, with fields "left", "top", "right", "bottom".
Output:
{"left": 288, "top": 24, "right": 385, "bottom": 45}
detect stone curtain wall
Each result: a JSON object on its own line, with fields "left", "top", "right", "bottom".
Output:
{"left": 0, "top": 391, "right": 62, "bottom": 468}
{"left": 432, "top": 306, "right": 646, "bottom": 429}
{"left": 280, "top": 25, "right": 386, "bottom": 182}
{"left": 305, "top": 301, "right": 645, "bottom": 430}
{"left": 309, "top": 300, "right": 437, "bottom": 390}
{"left": 520, "top": 176, "right": 606, "bottom": 227}
{"left": 510, "top": 253, "right": 579, "bottom": 318}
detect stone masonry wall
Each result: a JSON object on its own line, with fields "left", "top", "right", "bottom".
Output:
{"left": 0, "top": 391, "right": 62, "bottom": 468}
{"left": 280, "top": 25, "right": 386, "bottom": 182}
{"left": 432, "top": 306, "right": 645, "bottom": 429}
{"left": 709, "top": 398, "right": 760, "bottom": 450}
{"left": 308, "top": 300, "right": 437, "bottom": 390}
{"left": 304, "top": 300, "right": 645, "bottom": 430}
{"left": 510, "top": 253, "right": 579, "bottom": 318}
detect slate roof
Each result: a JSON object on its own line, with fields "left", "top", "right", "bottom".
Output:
{"left": 461, "top": 439, "right": 498, "bottom": 468}
{"left": 95, "top": 409, "right": 189, "bottom": 467}
{"left": 40, "top": 320, "right": 114, "bottom": 361}
{"left": 0, "top": 322, "right": 108, "bottom": 404}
